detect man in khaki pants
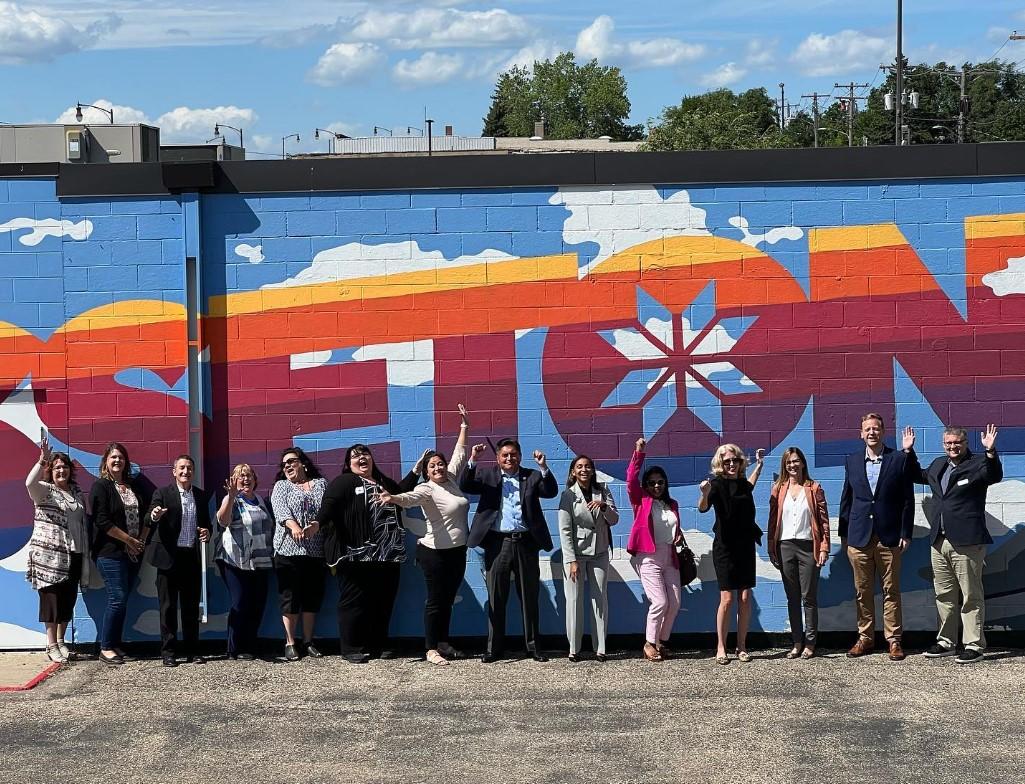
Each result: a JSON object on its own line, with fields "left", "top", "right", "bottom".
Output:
{"left": 907, "top": 425, "right": 1002, "bottom": 663}
{"left": 838, "top": 413, "right": 918, "bottom": 661}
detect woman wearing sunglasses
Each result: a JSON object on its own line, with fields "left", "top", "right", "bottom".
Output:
{"left": 699, "top": 444, "right": 765, "bottom": 665}
{"left": 626, "top": 437, "right": 683, "bottom": 662}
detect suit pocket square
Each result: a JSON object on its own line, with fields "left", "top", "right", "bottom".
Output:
{"left": 956, "top": 478, "right": 969, "bottom": 486}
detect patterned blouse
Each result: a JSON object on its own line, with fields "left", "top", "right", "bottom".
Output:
{"left": 271, "top": 478, "right": 326, "bottom": 558}
{"left": 336, "top": 477, "right": 406, "bottom": 564}
{"left": 116, "top": 483, "right": 141, "bottom": 538}
{"left": 215, "top": 494, "right": 275, "bottom": 570}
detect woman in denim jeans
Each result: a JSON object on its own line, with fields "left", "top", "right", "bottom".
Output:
{"left": 89, "top": 442, "right": 152, "bottom": 665}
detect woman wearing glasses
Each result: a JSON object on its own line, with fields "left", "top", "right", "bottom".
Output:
{"left": 626, "top": 437, "right": 683, "bottom": 662}
{"left": 90, "top": 441, "right": 152, "bottom": 665}
{"left": 766, "top": 447, "right": 829, "bottom": 659}
{"left": 699, "top": 444, "right": 765, "bottom": 665}
{"left": 270, "top": 447, "right": 327, "bottom": 661}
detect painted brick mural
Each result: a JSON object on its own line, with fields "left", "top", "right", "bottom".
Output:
{"left": 1, "top": 173, "right": 1024, "bottom": 648}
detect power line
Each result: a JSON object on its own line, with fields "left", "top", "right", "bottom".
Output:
{"left": 834, "top": 82, "right": 870, "bottom": 147}
{"left": 801, "top": 91, "right": 830, "bottom": 147}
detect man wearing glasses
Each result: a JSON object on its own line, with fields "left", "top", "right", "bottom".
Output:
{"left": 905, "top": 425, "right": 1002, "bottom": 663}
{"left": 838, "top": 413, "right": 918, "bottom": 661}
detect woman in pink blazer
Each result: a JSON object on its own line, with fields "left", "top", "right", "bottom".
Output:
{"left": 626, "top": 437, "right": 683, "bottom": 662}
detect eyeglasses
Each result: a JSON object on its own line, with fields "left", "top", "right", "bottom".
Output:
{"left": 785, "top": 459, "right": 803, "bottom": 466}
{"left": 722, "top": 457, "right": 741, "bottom": 465}
{"left": 281, "top": 457, "right": 300, "bottom": 468}
{"left": 350, "top": 447, "right": 371, "bottom": 458}
{"left": 943, "top": 440, "right": 966, "bottom": 447}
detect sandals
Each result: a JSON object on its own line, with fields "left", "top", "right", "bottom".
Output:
{"left": 801, "top": 648, "right": 816, "bottom": 660}
{"left": 716, "top": 654, "right": 730, "bottom": 665}
{"left": 45, "top": 644, "right": 66, "bottom": 664}
{"left": 426, "top": 650, "right": 450, "bottom": 666}
{"left": 642, "top": 642, "right": 664, "bottom": 662}
{"left": 736, "top": 650, "right": 753, "bottom": 663}
{"left": 657, "top": 643, "right": 673, "bottom": 660}
{"left": 785, "top": 647, "right": 801, "bottom": 659}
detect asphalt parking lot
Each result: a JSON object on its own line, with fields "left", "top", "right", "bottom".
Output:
{"left": 1, "top": 643, "right": 1023, "bottom": 783}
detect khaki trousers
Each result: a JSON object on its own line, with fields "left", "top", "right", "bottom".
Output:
{"left": 847, "top": 535, "right": 903, "bottom": 643}
{"left": 931, "top": 537, "right": 987, "bottom": 651}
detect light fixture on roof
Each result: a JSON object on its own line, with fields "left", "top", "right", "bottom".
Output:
{"left": 75, "top": 102, "right": 114, "bottom": 124}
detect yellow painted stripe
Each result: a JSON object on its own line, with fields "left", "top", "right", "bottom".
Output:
{"left": 0, "top": 321, "right": 33, "bottom": 340}
{"left": 57, "top": 301, "right": 185, "bottom": 335}
{"left": 965, "top": 213, "right": 1025, "bottom": 241}
{"left": 592, "top": 235, "right": 766, "bottom": 275}
{"left": 808, "top": 224, "right": 909, "bottom": 254}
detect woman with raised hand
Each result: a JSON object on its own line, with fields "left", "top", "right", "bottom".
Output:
{"left": 317, "top": 442, "right": 405, "bottom": 663}
{"left": 626, "top": 437, "right": 683, "bottom": 663}
{"left": 270, "top": 447, "right": 327, "bottom": 662}
{"left": 379, "top": 404, "right": 472, "bottom": 666}
{"left": 215, "top": 463, "right": 276, "bottom": 660}
{"left": 767, "top": 447, "right": 829, "bottom": 660}
{"left": 558, "top": 454, "right": 620, "bottom": 662}
{"left": 90, "top": 442, "right": 151, "bottom": 665}
{"left": 699, "top": 444, "right": 765, "bottom": 665}
{"left": 25, "top": 432, "right": 91, "bottom": 663}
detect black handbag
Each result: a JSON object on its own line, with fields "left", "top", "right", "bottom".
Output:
{"left": 675, "top": 535, "right": 697, "bottom": 586}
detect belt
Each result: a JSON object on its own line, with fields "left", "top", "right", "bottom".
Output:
{"left": 495, "top": 531, "right": 527, "bottom": 541}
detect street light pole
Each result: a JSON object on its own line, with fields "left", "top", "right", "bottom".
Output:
{"left": 895, "top": 0, "right": 903, "bottom": 145}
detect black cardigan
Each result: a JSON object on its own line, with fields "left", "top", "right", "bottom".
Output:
{"left": 89, "top": 475, "right": 154, "bottom": 560}
{"left": 317, "top": 471, "right": 415, "bottom": 567}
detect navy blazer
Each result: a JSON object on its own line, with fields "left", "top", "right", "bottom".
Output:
{"left": 838, "top": 446, "right": 918, "bottom": 548}
{"left": 459, "top": 462, "right": 559, "bottom": 551}
{"left": 914, "top": 449, "right": 1003, "bottom": 546}
{"left": 145, "top": 483, "right": 213, "bottom": 571}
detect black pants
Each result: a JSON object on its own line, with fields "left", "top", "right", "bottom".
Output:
{"left": 335, "top": 562, "right": 401, "bottom": 655}
{"left": 483, "top": 532, "right": 541, "bottom": 655}
{"left": 417, "top": 544, "right": 467, "bottom": 650}
{"left": 218, "top": 562, "right": 269, "bottom": 656}
{"left": 156, "top": 547, "right": 201, "bottom": 656}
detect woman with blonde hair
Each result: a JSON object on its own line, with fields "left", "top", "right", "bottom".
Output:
{"left": 215, "top": 463, "right": 276, "bottom": 660}
{"left": 766, "top": 447, "right": 829, "bottom": 659}
{"left": 699, "top": 443, "right": 764, "bottom": 664}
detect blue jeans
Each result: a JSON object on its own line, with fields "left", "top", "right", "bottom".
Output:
{"left": 96, "top": 557, "right": 140, "bottom": 650}
{"left": 218, "top": 562, "right": 269, "bottom": 656}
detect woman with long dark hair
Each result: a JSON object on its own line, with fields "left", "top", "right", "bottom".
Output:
{"left": 25, "top": 433, "right": 90, "bottom": 663}
{"left": 558, "top": 454, "right": 619, "bottom": 662}
{"left": 767, "top": 446, "right": 829, "bottom": 659}
{"left": 626, "top": 437, "right": 683, "bottom": 662}
{"left": 270, "top": 446, "right": 327, "bottom": 661}
{"left": 317, "top": 443, "right": 405, "bottom": 663}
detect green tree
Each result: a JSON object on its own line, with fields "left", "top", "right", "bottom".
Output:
{"left": 481, "top": 52, "right": 642, "bottom": 140}
{"left": 643, "top": 88, "right": 786, "bottom": 151}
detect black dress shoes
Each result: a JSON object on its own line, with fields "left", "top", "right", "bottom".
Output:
{"left": 162, "top": 655, "right": 178, "bottom": 668}
{"left": 186, "top": 654, "right": 206, "bottom": 665}
{"left": 99, "top": 652, "right": 124, "bottom": 666}
{"left": 343, "top": 652, "right": 370, "bottom": 664}
{"left": 480, "top": 652, "right": 501, "bottom": 663}
{"left": 304, "top": 642, "right": 324, "bottom": 658}
{"left": 567, "top": 653, "right": 582, "bottom": 663}
{"left": 529, "top": 651, "right": 548, "bottom": 663}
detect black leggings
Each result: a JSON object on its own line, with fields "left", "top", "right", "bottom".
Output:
{"left": 335, "top": 562, "right": 401, "bottom": 655}
{"left": 417, "top": 544, "right": 467, "bottom": 650}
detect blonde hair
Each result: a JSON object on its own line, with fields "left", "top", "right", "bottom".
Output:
{"left": 710, "top": 444, "right": 748, "bottom": 478}
{"left": 230, "top": 463, "right": 259, "bottom": 490}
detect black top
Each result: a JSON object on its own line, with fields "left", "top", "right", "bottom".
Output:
{"left": 145, "top": 483, "right": 213, "bottom": 570}
{"left": 707, "top": 477, "right": 762, "bottom": 547}
{"left": 89, "top": 475, "right": 154, "bottom": 560}
{"left": 914, "top": 448, "right": 1003, "bottom": 546}
{"left": 317, "top": 472, "right": 412, "bottom": 568}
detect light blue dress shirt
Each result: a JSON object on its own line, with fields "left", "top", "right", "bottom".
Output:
{"left": 865, "top": 452, "right": 883, "bottom": 495}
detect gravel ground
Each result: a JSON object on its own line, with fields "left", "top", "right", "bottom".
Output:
{"left": 1, "top": 645, "right": 1023, "bottom": 783}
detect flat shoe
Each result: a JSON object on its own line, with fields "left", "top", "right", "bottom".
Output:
{"left": 716, "top": 654, "right": 730, "bottom": 665}
{"left": 426, "top": 650, "right": 450, "bottom": 666}
{"left": 736, "top": 651, "right": 753, "bottom": 663}
{"left": 99, "top": 652, "right": 124, "bottom": 666}
{"left": 567, "top": 653, "right": 582, "bottom": 663}
{"left": 801, "top": 648, "right": 816, "bottom": 659}
{"left": 785, "top": 648, "right": 801, "bottom": 659}
{"left": 642, "top": 642, "right": 663, "bottom": 662}
{"left": 304, "top": 643, "right": 324, "bottom": 659}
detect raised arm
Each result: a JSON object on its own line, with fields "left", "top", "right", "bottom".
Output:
{"left": 215, "top": 478, "right": 238, "bottom": 527}
{"left": 627, "top": 438, "right": 646, "bottom": 506}
{"left": 448, "top": 404, "right": 470, "bottom": 478}
{"left": 380, "top": 483, "right": 434, "bottom": 510}
{"left": 748, "top": 449, "right": 766, "bottom": 487}
{"left": 459, "top": 444, "right": 488, "bottom": 494}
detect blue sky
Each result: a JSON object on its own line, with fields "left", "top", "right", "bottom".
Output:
{"left": 1, "top": 0, "right": 1024, "bottom": 156}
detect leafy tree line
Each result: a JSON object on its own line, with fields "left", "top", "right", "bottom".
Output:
{"left": 482, "top": 51, "right": 1025, "bottom": 149}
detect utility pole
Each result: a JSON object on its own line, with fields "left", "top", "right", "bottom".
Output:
{"left": 957, "top": 66, "right": 968, "bottom": 144}
{"left": 802, "top": 92, "right": 828, "bottom": 147}
{"left": 779, "top": 83, "right": 786, "bottom": 129}
{"left": 834, "top": 82, "right": 870, "bottom": 147}
{"left": 895, "top": 0, "right": 903, "bottom": 145}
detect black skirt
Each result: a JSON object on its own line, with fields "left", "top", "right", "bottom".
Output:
{"left": 38, "top": 553, "right": 83, "bottom": 623}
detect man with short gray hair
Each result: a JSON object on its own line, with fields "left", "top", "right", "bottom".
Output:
{"left": 906, "top": 424, "right": 1002, "bottom": 663}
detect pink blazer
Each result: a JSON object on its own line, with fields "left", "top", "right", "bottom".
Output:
{"left": 625, "top": 450, "right": 680, "bottom": 568}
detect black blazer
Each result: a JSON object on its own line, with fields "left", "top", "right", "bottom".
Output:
{"left": 145, "top": 483, "right": 212, "bottom": 570}
{"left": 459, "top": 463, "right": 559, "bottom": 551}
{"left": 914, "top": 449, "right": 1003, "bottom": 546}
{"left": 838, "top": 446, "right": 918, "bottom": 548}
{"left": 89, "top": 475, "right": 154, "bottom": 560}
{"left": 317, "top": 472, "right": 405, "bottom": 567}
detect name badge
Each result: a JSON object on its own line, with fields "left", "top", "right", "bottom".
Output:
{"left": 957, "top": 478, "right": 969, "bottom": 487}
{"left": 355, "top": 486, "right": 365, "bottom": 496}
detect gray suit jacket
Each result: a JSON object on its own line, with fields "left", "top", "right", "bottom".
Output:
{"left": 557, "top": 483, "right": 620, "bottom": 562}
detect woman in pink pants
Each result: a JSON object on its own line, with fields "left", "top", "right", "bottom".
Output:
{"left": 626, "top": 437, "right": 683, "bottom": 662}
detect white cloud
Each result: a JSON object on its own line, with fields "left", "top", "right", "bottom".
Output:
{"left": 309, "top": 42, "right": 384, "bottom": 86}
{"left": 699, "top": 61, "right": 748, "bottom": 87}
{"left": 982, "top": 256, "right": 1025, "bottom": 296}
{"left": 350, "top": 7, "right": 530, "bottom": 49}
{"left": 575, "top": 15, "right": 705, "bottom": 69}
{"left": 790, "top": 29, "right": 889, "bottom": 77}
{"left": 54, "top": 98, "right": 148, "bottom": 125}
{"left": 393, "top": 51, "right": 465, "bottom": 86}
{"left": 234, "top": 243, "right": 265, "bottom": 263}
{"left": 54, "top": 99, "right": 258, "bottom": 143}
{"left": 0, "top": 1, "right": 120, "bottom": 64}
{"left": 744, "top": 38, "right": 776, "bottom": 67}
{"left": 0, "top": 218, "right": 93, "bottom": 245}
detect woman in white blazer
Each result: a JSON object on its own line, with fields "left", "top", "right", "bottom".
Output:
{"left": 558, "top": 455, "right": 620, "bottom": 662}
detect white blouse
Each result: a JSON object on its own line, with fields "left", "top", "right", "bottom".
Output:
{"left": 651, "top": 500, "right": 678, "bottom": 544}
{"left": 780, "top": 489, "right": 813, "bottom": 541}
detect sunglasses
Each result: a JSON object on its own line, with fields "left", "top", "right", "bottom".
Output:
{"left": 722, "top": 457, "right": 742, "bottom": 465}
{"left": 281, "top": 457, "right": 300, "bottom": 468}
{"left": 645, "top": 479, "right": 666, "bottom": 487}
{"left": 349, "top": 447, "right": 371, "bottom": 458}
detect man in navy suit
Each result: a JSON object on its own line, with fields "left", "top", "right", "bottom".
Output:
{"left": 460, "top": 438, "right": 559, "bottom": 663}
{"left": 907, "top": 424, "right": 1002, "bottom": 663}
{"left": 838, "top": 413, "right": 919, "bottom": 661}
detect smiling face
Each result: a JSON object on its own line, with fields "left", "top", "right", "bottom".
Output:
{"left": 943, "top": 431, "right": 968, "bottom": 464}
{"left": 281, "top": 452, "right": 307, "bottom": 484}
{"left": 571, "top": 457, "right": 595, "bottom": 488}
{"left": 50, "top": 457, "right": 72, "bottom": 490}
{"left": 645, "top": 472, "right": 667, "bottom": 499}
{"left": 861, "top": 416, "right": 884, "bottom": 450}
{"left": 173, "top": 458, "right": 194, "bottom": 489}
{"left": 497, "top": 445, "right": 521, "bottom": 474}
{"left": 233, "top": 466, "right": 256, "bottom": 495}
{"left": 721, "top": 448, "right": 742, "bottom": 478}
{"left": 105, "top": 449, "right": 127, "bottom": 481}
{"left": 784, "top": 451, "right": 804, "bottom": 480}
{"left": 426, "top": 454, "right": 447, "bottom": 483}
{"left": 349, "top": 446, "right": 374, "bottom": 478}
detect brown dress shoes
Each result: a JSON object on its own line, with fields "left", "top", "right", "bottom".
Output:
{"left": 888, "top": 641, "right": 906, "bottom": 661}
{"left": 846, "top": 638, "right": 875, "bottom": 657}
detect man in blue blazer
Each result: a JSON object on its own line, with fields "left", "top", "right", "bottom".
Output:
{"left": 907, "top": 424, "right": 1002, "bottom": 663}
{"left": 460, "top": 438, "right": 559, "bottom": 663}
{"left": 838, "top": 413, "right": 919, "bottom": 661}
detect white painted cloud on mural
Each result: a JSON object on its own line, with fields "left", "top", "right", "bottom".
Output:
{"left": 551, "top": 185, "right": 711, "bottom": 278}
{"left": 0, "top": 622, "right": 47, "bottom": 648}
{"left": 0, "top": 540, "right": 30, "bottom": 573}
{"left": 234, "top": 243, "right": 265, "bottom": 263}
{"left": 262, "top": 239, "right": 516, "bottom": 289}
{"left": 0, "top": 218, "right": 93, "bottom": 246}
{"left": 290, "top": 350, "right": 333, "bottom": 371}
{"left": 728, "top": 216, "right": 804, "bottom": 247}
{"left": 352, "top": 340, "right": 434, "bottom": 387}
{"left": 982, "top": 256, "right": 1025, "bottom": 296}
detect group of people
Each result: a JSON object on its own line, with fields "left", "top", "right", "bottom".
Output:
{"left": 23, "top": 409, "right": 1003, "bottom": 666}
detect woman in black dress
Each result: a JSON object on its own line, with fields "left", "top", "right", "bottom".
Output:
{"left": 698, "top": 443, "right": 764, "bottom": 665}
